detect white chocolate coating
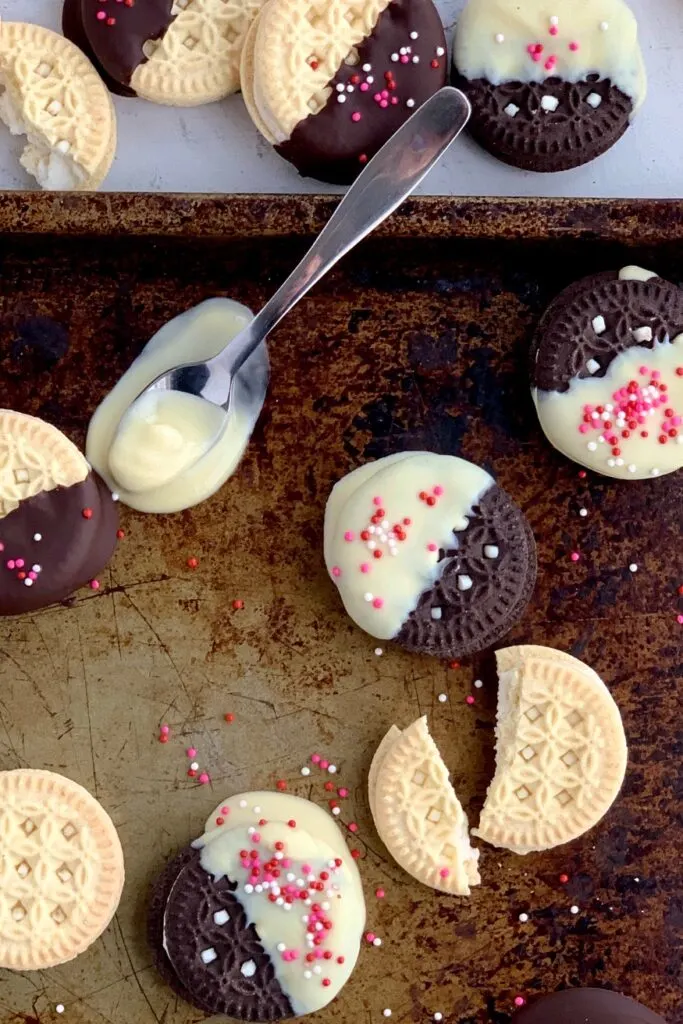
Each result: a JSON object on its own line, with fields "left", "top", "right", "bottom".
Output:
{"left": 194, "top": 792, "right": 365, "bottom": 1016}
{"left": 533, "top": 335, "right": 683, "bottom": 480}
{"left": 619, "top": 265, "right": 658, "bottom": 283}
{"left": 455, "top": 0, "right": 646, "bottom": 113}
{"left": 324, "top": 453, "right": 492, "bottom": 640}
{"left": 86, "top": 299, "right": 257, "bottom": 513}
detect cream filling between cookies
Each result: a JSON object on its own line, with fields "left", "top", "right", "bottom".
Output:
{"left": 454, "top": 0, "right": 647, "bottom": 114}
{"left": 191, "top": 794, "right": 365, "bottom": 1016}
{"left": 533, "top": 334, "right": 683, "bottom": 481}
{"left": 87, "top": 298, "right": 258, "bottom": 513}
{"left": 0, "top": 86, "right": 86, "bottom": 190}
{"left": 324, "top": 452, "right": 493, "bottom": 640}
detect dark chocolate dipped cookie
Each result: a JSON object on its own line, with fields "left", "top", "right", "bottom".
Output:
{"left": 531, "top": 267, "right": 683, "bottom": 480}
{"left": 0, "top": 411, "right": 119, "bottom": 615}
{"left": 514, "top": 989, "right": 665, "bottom": 1024}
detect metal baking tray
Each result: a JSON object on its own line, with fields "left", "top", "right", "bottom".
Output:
{"left": 0, "top": 194, "right": 681, "bottom": 1024}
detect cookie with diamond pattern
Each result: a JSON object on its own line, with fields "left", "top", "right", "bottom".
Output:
{"left": 473, "top": 645, "right": 628, "bottom": 855}
{"left": 0, "top": 769, "right": 124, "bottom": 970}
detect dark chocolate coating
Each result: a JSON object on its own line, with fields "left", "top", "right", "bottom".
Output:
{"left": 162, "top": 848, "right": 294, "bottom": 1021}
{"left": 531, "top": 270, "right": 683, "bottom": 393}
{"left": 62, "top": 0, "right": 175, "bottom": 94}
{"left": 276, "top": 0, "right": 447, "bottom": 185}
{"left": 514, "top": 988, "right": 666, "bottom": 1024}
{"left": 452, "top": 73, "right": 633, "bottom": 172}
{"left": 395, "top": 483, "right": 536, "bottom": 658}
{"left": 0, "top": 473, "right": 118, "bottom": 616}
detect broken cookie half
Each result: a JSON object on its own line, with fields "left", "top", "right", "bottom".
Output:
{"left": 0, "top": 22, "right": 116, "bottom": 190}
{"left": 369, "top": 716, "right": 480, "bottom": 896}
{"left": 474, "top": 645, "right": 628, "bottom": 855}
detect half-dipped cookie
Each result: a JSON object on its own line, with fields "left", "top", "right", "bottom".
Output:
{"left": 453, "top": 0, "right": 646, "bottom": 172}
{"left": 149, "top": 792, "right": 366, "bottom": 1020}
{"left": 242, "top": 0, "right": 447, "bottom": 184}
{"left": 531, "top": 266, "right": 683, "bottom": 480}
{"left": 0, "top": 411, "right": 119, "bottom": 614}
{"left": 324, "top": 452, "right": 536, "bottom": 659}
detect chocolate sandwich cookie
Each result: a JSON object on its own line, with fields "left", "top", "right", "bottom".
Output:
{"left": 514, "top": 988, "right": 665, "bottom": 1024}
{"left": 531, "top": 266, "right": 683, "bottom": 480}
{"left": 0, "top": 411, "right": 119, "bottom": 614}
{"left": 324, "top": 452, "right": 536, "bottom": 659}
{"left": 453, "top": 0, "right": 646, "bottom": 172}
{"left": 149, "top": 792, "right": 366, "bottom": 1020}
{"left": 242, "top": 0, "right": 447, "bottom": 185}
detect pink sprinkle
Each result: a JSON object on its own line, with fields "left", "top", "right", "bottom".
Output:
{"left": 241, "top": 858, "right": 250, "bottom": 869}
{"left": 332, "top": 566, "right": 341, "bottom": 578}
{"left": 400, "top": 54, "right": 409, "bottom": 63}
{"left": 360, "top": 82, "right": 369, "bottom": 91}
{"left": 199, "top": 772, "right": 209, "bottom": 784}
{"left": 344, "top": 531, "right": 354, "bottom": 542}
{"left": 514, "top": 997, "right": 526, "bottom": 1008}
{"left": 526, "top": 44, "right": 536, "bottom": 53}
{"left": 348, "top": 822, "right": 358, "bottom": 833}
{"left": 570, "top": 552, "right": 580, "bottom": 562}
{"left": 544, "top": 57, "right": 556, "bottom": 70}
{"left": 373, "top": 92, "right": 382, "bottom": 102}
{"left": 360, "top": 563, "right": 370, "bottom": 573}
{"left": 252, "top": 832, "right": 261, "bottom": 843}
{"left": 28, "top": 571, "right": 37, "bottom": 580}
{"left": 531, "top": 52, "right": 542, "bottom": 62}
{"left": 673, "top": 417, "right": 682, "bottom": 426}
{"left": 0, "top": 543, "right": 3, "bottom": 552}
{"left": 15, "top": 559, "right": 24, "bottom": 569}
{"left": 303, "top": 864, "right": 311, "bottom": 874}
{"left": 311, "top": 753, "right": 321, "bottom": 764}
{"left": 221, "top": 806, "right": 229, "bottom": 815}
{"left": 351, "top": 112, "right": 361, "bottom": 122}
{"left": 639, "top": 365, "right": 649, "bottom": 375}
{"left": 466, "top": 695, "right": 475, "bottom": 706}
{"left": 96, "top": 9, "right": 106, "bottom": 17}
{"left": 282, "top": 857, "right": 292, "bottom": 868}
{"left": 160, "top": 724, "right": 170, "bottom": 735}
{"left": 433, "top": 485, "right": 443, "bottom": 496}
{"left": 390, "top": 97, "right": 399, "bottom": 105}
{"left": 90, "top": 579, "right": 100, "bottom": 590}
{"left": 372, "top": 597, "right": 384, "bottom": 609}
{"left": 365, "top": 932, "right": 376, "bottom": 944}
{"left": 439, "top": 868, "right": 450, "bottom": 878}
{"left": 6, "top": 560, "right": 14, "bottom": 570}
{"left": 375, "top": 888, "right": 385, "bottom": 899}
{"left": 320, "top": 759, "right": 329, "bottom": 770}
{"left": 381, "top": 90, "right": 389, "bottom": 99}
{"left": 652, "top": 370, "right": 661, "bottom": 380}
{"left": 187, "top": 747, "right": 197, "bottom": 758}
{"left": 569, "top": 40, "right": 579, "bottom": 50}
{"left": 678, "top": 615, "right": 683, "bottom": 625}
{"left": 373, "top": 496, "right": 382, "bottom": 506}
{"left": 579, "top": 424, "right": 590, "bottom": 434}
{"left": 380, "top": 100, "right": 388, "bottom": 108}
{"left": 549, "top": 24, "right": 558, "bottom": 35}
{"left": 427, "top": 542, "right": 438, "bottom": 552}
{"left": 338, "top": 787, "right": 349, "bottom": 797}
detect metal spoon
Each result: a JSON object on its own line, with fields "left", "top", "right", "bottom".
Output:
{"left": 130, "top": 87, "right": 471, "bottom": 436}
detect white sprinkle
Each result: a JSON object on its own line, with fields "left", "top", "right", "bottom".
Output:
{"left": 283, "top": 903, "right": 292, "bottom": 912}
{"left": 628, "top": 464, "right": 637, "bottom": 473}
{"left": 56, "top": 140, "right": 70, "bottom": 155}
{"left": 383, "top": 1011, "right": 392, "bottom": 1019}
{"left": 214, "top": 909, "right": 230, "bottom": 925}
{"left": 436, "top": 46, "right": 445, "bottom": 56}
{"left": 651, "top": 468, "right": 660, "bottom": 477}
{"left": 322, "top": 901, "right": 331, "bottom": 910}
{"left": 276, "top": 942, "right": 286, "bottom": 952}
{"left": 346, "top": 84, "right": 354, "bottom": 93}
{"left": 33, "top": 533, "right": 42, "bottom": 541}
{"left": 586, "top": 358, "right": 600, "bottom": 375}
{"left": 570, "top": 905, "right": 580, "bottom": 915}
{"left": 362, "top": 63, "right": 371, "bottom": 72}
{"left": 274, "top": 851, "right": 284, "bottom": 860}
{"left": 391, "top": 52, "right": 399, "bottom": 61}
{"left": 304, "top": 970, "right": 312, "bottom": 979}
{"left": 244, "top": 884, "right": 254, "bottom": 894}
{"left": 111, "top": 492, "right": 120, "bottom": 501}
{"left": 241, "top": 960, "right": 257, "bottom": 978}
{"left": 332, "top": 807, "right": 341, "bottom": 816}
{"left": 629, "top": 563, "right": 638, "bottom": 573}
{"left": 504, "top": 102, "right": 520, "bottom": 117}
{"left": 367, "top": 75, "right": 374, "bottom": 84}
{"left": 31, "top": 564, "right": 41, "bottom": 572}
{"left": 239, "top": 799, "right": 247, "bottom": 808}
{"left": 678, "top": 436, "right": 683, "bottom": 445}
{"left": 406, "top": 98, "right": 415, "bottom": 108}
{"left": 550, "top": 15, "right": 559, "bottom": 25}
{"left": 607, "top": 458, "right": 616, "bottom": 468}
{"left": 328, "top": 764, "right": 337, "bottom": 774}
{"left": 373, "top": 937, "right": 382, "bottom": 946}
{"left": 587, "top": 442, "right": 598, "bottom": 452}
{"left": 518, "top": 912, "right": 529, "bottom": 923}
{"left": 616, "top": 458, "right": 624, "bottom": 467}
{"left": 276, "top": 897, "right": 284, "bottom": 905}
{"left": 457, "top": 574, "right": 473, "bottom": 591}
{"left": 247, "top": 826, "right": 255, "bottom": 835}
{"left": 367, "top": 541, "right": 376, "bottom": 550}
{"left": 24, "top": 579, "right": 33, "bottom": 587}
{"left": 364, "top": 592, "right": 373, "bottom": 602}
{"left": 634, "top": 877, "right": 640, "bottom": 882}
{"left": 484, "top": 545, "right": 499, "bottom": 559}
{"left": 336, "top": 83, "right": 345, "bottom": 92}
{"left": 541, "top": 95, "right": 559, "bottom": 112}
{"left": 399, "top": 47, "right": 407, "bottom": 55}
{"left": 495, "top": 32, "right": 504, "bottom": 43}
{"left": 375, "top": 647, "right": 383, "bottom": 656}
{"left": 431, "top": 607, "right": 443, "bottom": 620}
{"left": 368, "top": 525, "right": 376, "bottom": 535}
{"left": 586, "top": 92, "right": 602, "bottom": 109}
{"left": 56, "top": 1007, "right": 65, "bottom": 1016}
{"left": 412, "top": 55, "right": 419, "bottom": 63}
{"left": 201, "top": 947, "right": 218, "bottom": 964}
{"left": 474, "top": 679, "right": 483, "bottom": 689}
{"left": 592, "top": 315, "right": 606, "bottom": 334}
{"left": 190, "top": 761, "right": 199, "bottom": 771}
{"left": 433, "top": 1016, "right": 443, "bottom": 1023}
{"left": 632, "top": 326, "right": 653, "bottom": 343}
{"left": 337, "top": 94, "right": 346, "bottom": 104}
{"left": 600, "top": 20, "right": 609, "bottom": 30}
{"left": 579, "top": 508, "right": 588, "bottom": 518}
{"left": 301, "top": 766, "right": 311, "bottom": 776}
{"left": 438, "top": 693, "right": 448, "bottom": 703}
{"left": 410, "top": 30, "right": 419, "bottom": 39}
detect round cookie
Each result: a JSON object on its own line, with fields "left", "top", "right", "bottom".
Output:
{"left": 0, "top": 22, "right": 116, "bottom": 190}
{"left": 245, "top": 0, "right": 447, "bottom": 184}
{"left": 150, "top": 792, "right": 366, "bottom": 1019}
{"left": 513, "top": 989, "right": 665, "bottom": 1024}
{"left": 531, "top": 266, "right": 683, "bottom": 480}
{"left": 452, "top": 0, "right": 646, "bottom": 172}
{"left": 63, "top": 0, "right": 266, "bottom": 106}
{"left": 0, "top": 769, "right": 124, "bottom": 970}
{"left": 324, "top": 452, "right": 537, "bottom": 659}
{"left": 0, "top": 410, "right": 119, "bottom": 615}
{"left": 473, "top": 645, "right": 627, "bottom": 855}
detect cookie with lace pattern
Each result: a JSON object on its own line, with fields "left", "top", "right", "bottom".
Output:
{"left": 63, "top": 0, "right": 266, "bottom": 106}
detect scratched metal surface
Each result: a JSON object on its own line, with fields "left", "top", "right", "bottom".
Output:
{"left": 0, "top": 195, "right": 681, "bottom": 1024}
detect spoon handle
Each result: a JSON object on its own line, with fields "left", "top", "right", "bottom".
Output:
{"left": 228, "top": 87, "right": 471, "bottom": 369}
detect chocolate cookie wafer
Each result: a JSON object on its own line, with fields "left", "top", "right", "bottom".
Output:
{"left": 324, "top": 452, "right": 536, "bottom": 660}
{"left": 531, "top": 266, "right": 683, "bottom": 480}
{"left": 513, "top": 989, "right": 665, "bottom": 1024}
{"left": 453, "top": 0, "right": 646, "bottom": 172}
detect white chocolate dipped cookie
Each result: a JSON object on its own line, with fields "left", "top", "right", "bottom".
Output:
{"left": 473, "top": 645, "right": 628, "bottom": 855}
{"left": 531, "top": 267, "right": 683, "bottom": 480}
{"left": 324, "top": 452, "right": 537, "bottom": 659}
{"left": 148, "top": 791, "right": 365, "bottom": 1019}
{"left": 0, "top": 22, "right": 116, "bottom": 190}
{"left": 369, "top": 717, "right": 480, "bottom": 896}
{"left": 453, "top": 0, "right": 646, "bottom": 172}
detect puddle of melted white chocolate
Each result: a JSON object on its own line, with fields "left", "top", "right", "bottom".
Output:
{"left": 86, "top": 298, "right": 256, "bottom": 513}
{"left": 455, "top": 0, "right": 646, "bottom": 113}
{"left": 191, "top": 792, "right": 365, "bottom": 1016}
{"left": 324, "top": 452, "right": 493, "bottom": 640}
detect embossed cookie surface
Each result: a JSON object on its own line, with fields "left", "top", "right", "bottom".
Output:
{"left": 474, "top": 645, "right": 628, "bottom": 855}
{"left": 0, "top": 769, "right": 124, "bottom": 970}
{"left": 370, "top": 716, "right": 480, "bottom": 895}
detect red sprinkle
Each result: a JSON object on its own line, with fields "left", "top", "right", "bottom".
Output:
{"left": 375, "top": 888, "right": 385, "bottom": 899}
{"left": 288, "top": 819, "right": 296, "bottom": 828}
{"left": 224, "top": 713, "right": 235, "bottom": 723}
{"left": 351, "top": 849, "right": 361, "bottom": 859}
{"left": 430, "top": 59, "right": 439, "bottom": 68}
{"left": 187, "top": 556, "right": 198, "bottom": 569}
{"left": 348, "top": 822, "right": 358, "bottom": 833}
{"left": 559, "top": 873, "right": 569, "bottom": 884}
{"left": 116, "top": 529, "right": 125, "bottom": 539}
{"left": 276, "top": 779, "right": 287, "bottom": 791}
{"left": 216, "top": 816, "right": 224, "bottom": 826}
{"left": 82, "top": 508, "right": 93, "bottom": 519}
{"left": 232, "top": 599, "right": 244, "bottom": 610}
{"left": 449, "top": 660, "right": 460, "bottom": 670}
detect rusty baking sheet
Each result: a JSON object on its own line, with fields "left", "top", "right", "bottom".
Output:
{"left": 0, "top": 195, "right": 681, "bottom": 1024}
